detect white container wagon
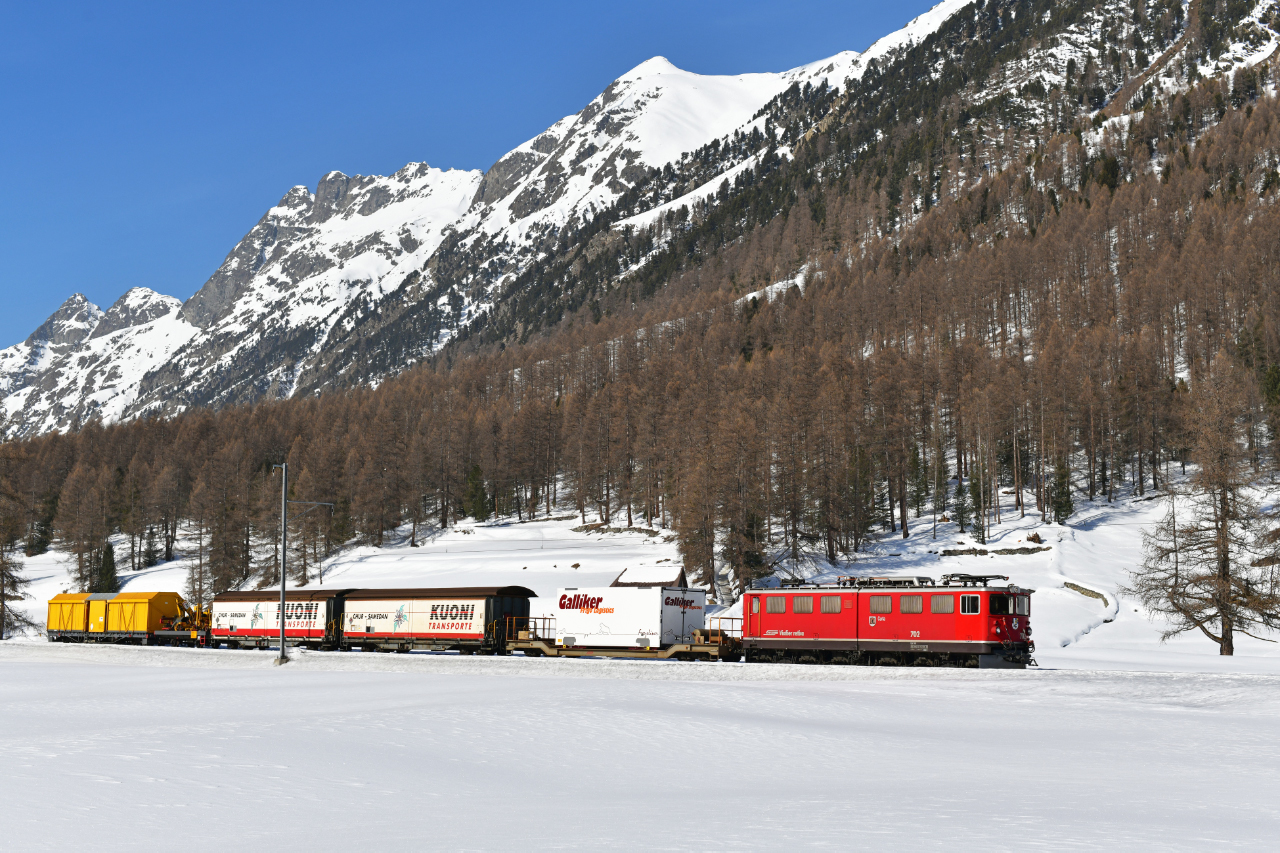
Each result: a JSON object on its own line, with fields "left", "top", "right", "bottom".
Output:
{"left": 554, "top": 586, "right": 706, "bottom": 649}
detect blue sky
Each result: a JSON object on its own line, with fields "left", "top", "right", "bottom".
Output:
{"left": 0, "top": 0, "right": 937, "bottom": 348}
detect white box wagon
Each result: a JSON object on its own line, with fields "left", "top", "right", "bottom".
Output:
{"left": 554, "top": 586, "right": 706, "bottom": 649}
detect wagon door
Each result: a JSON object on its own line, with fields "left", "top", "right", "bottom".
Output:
{"left": 843, "top": 592, "right": 857, "bottom": 648}
{"left": 86, "top": 594, "right": 112, "bottom": 633}
{"left": 958, "top": 592, "right": 982, "bottom": 640}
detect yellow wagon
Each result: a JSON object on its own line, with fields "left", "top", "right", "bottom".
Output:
{"left": 47, "top": 591, "right": 206, "bottom": 646}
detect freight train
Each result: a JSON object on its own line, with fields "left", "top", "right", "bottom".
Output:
{"left": 45, "top": 574, "right": 1034, "bottom": 668}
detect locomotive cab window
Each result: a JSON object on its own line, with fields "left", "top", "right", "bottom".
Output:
{"left": 751, "top": 597, "right": 759, "bottom": 614}
{"left": 1016, "top": 596, "right": 1030, "bottom": 616}
{"left": 931, "top": 594, "right": 954, "bottom": 614}
{"left": 766, "top": 597, "right": 785, "bottom": 614}
{"left": 989, "top": 595, "right": 1013, "bottom": 615}
{"left": 869, "top": 595, "right": 891, "bottom": 614}
{"left": 821, "top": 595, "right": 841, "bottom": 614}
{"left": 900, "top": 595, "right": 923, "bottom": 614}
{"left": 961, "top": 594, "right": 980, "bottom": 614}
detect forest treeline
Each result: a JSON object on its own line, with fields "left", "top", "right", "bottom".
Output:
{"left": 5, "top": 67, "right": 1280, "bottom": 612}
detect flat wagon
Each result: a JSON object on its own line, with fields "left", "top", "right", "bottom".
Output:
{"left": 508, "top": 586, "right": 740, "bottom": 661}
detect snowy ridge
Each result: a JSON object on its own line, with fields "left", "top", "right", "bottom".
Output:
{"left": 459, "top": 51, "right": 865, "bottom": 249}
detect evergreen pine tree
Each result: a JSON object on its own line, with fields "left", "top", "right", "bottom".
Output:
{"left": 1051, "top": 460, "right": 1074, "bottom": 523}
{"left": 464, "top": 464, "right": 490, "bottom": 522}
{"left": 908, "top": 446, "right": 929, "bottom": 518}
{"left": 143, "top": 525, "right": 159, "bottom": 568}
{"left": 968, "top": 472, "right": 986, "bottom": 544}
{"left": 933, "top": 458, "right": 949, "bottom": 518}
{"left": 1, "top": 547, "right": 37, "bottom": 639}
{"left": 94, "top": 543, "right": 118, "bottom": 593}
{"left": 23, "top": 492, "right": 57, "bottom": 557}
{"left": 953, "top": 479, "right": 970, "bottom": 533}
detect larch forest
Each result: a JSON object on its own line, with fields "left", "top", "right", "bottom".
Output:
{"left": 5, "top": 0, "right": 1280, "bottom": 654}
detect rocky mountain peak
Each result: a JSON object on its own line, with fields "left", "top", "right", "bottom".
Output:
{"left": 90, "top": 288, "right": 183, "bottom": 339}
{"left": 23, "top": 293, "right": 103, "bottom": 350}
{"left": 276, "top": 185, "right": 314, "bottom": 212}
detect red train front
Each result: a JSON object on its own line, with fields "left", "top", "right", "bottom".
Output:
{"left": 741, "top": 573, "right": 1034, "bottom": 668}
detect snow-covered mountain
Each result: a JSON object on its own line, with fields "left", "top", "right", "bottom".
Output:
{"left": 0, "top": 37, "right": 878, "bottom": 435}
{"left": 5, "top": 0, "right": 1269, "bottom": 438}
{"left": 0, "top": 289, "right": 193, "bottom": 435}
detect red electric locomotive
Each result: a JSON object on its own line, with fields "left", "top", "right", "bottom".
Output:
{"left": 741, "top": 574, "right": 1034, "bottom": 668}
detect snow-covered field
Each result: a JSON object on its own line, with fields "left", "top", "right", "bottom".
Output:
{"left": 6, "top": 489, "right": 1280, "bottom": 849}
{"left": 2, "top": 643, "right": 1278, "bottom": 850}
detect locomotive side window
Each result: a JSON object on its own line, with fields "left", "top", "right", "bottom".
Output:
{"left": 931, "top": 594, "right": 954, "bottom": 614}
{"left": 1015, "top": 596, "right": 1030, "bottom": 616}
{"left": 793, "top": 596, "right": 813, "bottom": 614}
{"left": 961, "top": 595, "right": 980, "bottom": 614}
{"left": 900, "top": 595, "right": 923, "bottom": 614}
{"left": 989, "top": 595, "right": 1012, "bottom": 615}
{"left": 821, "top": 595, "right": 841, "bottom": 614}
{"left": 766, "top": 597, "right": 785, "bottom": 614}
{"left": 751, "top": 597, "right": 759, "bottom": 614}
{"left": 869, "top": 595, "right": 891, "bottom": 614}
